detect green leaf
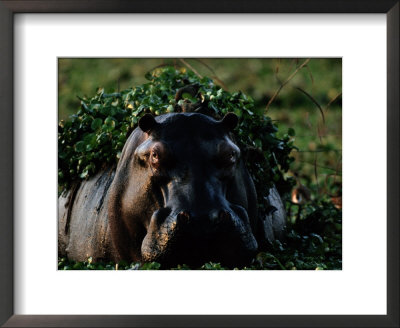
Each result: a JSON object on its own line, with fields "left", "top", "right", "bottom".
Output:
{"left": 96, "top": 87, "right": 104, "bottom": 95}
{"left": 140, "top": 262, "right": 161, "bottom": 270}
{"left": 79, "top": 170, "right": 89, "bottom": 179}
{"left": 91, "top": 118, "right": 103, "bottom": 131}
{"left": 254, "top": 139, "right": 262, "bottom": 149}
{"left": 83, "top": 133, "right": 95, "bottom": 144}
{"left": 74, "top": 141, "right": 85, "bottom": 153}
{"left": 104, "top": 117, "right": 116, "bottom": 130}
{"left": 234, "top": 108, "right": 242, "bottom": 118}
{"left": 100, "top": 106, "right": 110, "bottom": 116}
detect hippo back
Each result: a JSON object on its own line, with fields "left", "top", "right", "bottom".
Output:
{"left": 58, "top": 166, "right": 116, "bottom": 262}
{"left": 260, "top": 187, "right": 286, "bottom": 245}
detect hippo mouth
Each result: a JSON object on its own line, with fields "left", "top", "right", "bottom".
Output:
{"left": 141, "top": 204, "right": 258, "bottom": 268}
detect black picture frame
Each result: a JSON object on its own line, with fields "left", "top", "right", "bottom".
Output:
{"left": 0, "top": 1, "right": 398, "bottom": 327}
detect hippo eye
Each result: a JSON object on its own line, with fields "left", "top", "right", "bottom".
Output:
{"left": 227, "top": 151, "right": 237, "bottom": 165}
{"left": 218, "top": 150, "right": 236, "bottom": 168}
{"left": 151, "top": 150, "right": 159, "bottom": 166}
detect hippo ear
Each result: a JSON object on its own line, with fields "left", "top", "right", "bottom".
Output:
{"left": 220, "top": 112, "right": 238, "bottom": 132}
{"left": 138, "top": 114, "right": 157, "bottom": 133}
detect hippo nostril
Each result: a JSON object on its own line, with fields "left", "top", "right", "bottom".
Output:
{"left": 177, "top": 211, "right": 190, "bottom": 223}
{"left": 218, "top": 210, "right": 231, "bottom": 222}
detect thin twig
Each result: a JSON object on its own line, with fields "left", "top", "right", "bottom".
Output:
{"left": 304, "top": 64, "right": 314, "bottom": 86}
{"left": 275, "top": 59, "right": 280, "bottom": 74}
{"left": 266, "top": 58, "right": 311, "bottom": 112}
{"left": 325, "top": 92, "right": 342, "bottom": 111}
{"left": 294, "top": 86, "right": 325, "bottom": 124}
{"left": 294, "top": 85, "right": 327, "bottom": 146}
{"left": 178, "top": 59, "right": 203, "bottom": 79}
{"left": 191, "top": 58, "right": 216, "bottom": 75}
{"left": 274, "top": 59, "right": 283, "bottom": 85}
{"left": 191, "top": 59, "right": 228, "bottom": 89}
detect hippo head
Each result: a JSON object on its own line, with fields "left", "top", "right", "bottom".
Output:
{"left": 109, "top": 112, "right": 258, "bottom": 268}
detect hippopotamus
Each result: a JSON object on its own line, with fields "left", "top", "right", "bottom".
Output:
{"left": 58, "top": 112, "right": 286, "bottom": 268}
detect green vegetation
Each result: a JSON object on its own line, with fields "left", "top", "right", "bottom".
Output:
{"left": 58, "top": 58, "right": 342, "bottom": 270}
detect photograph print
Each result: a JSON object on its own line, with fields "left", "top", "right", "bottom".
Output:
{"left": 58, "top": 58, "right": 342, "bottom": 270}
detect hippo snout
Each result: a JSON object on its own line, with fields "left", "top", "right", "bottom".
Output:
{"left": 141, "top": 206, "right": 258, "bottom": 268}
